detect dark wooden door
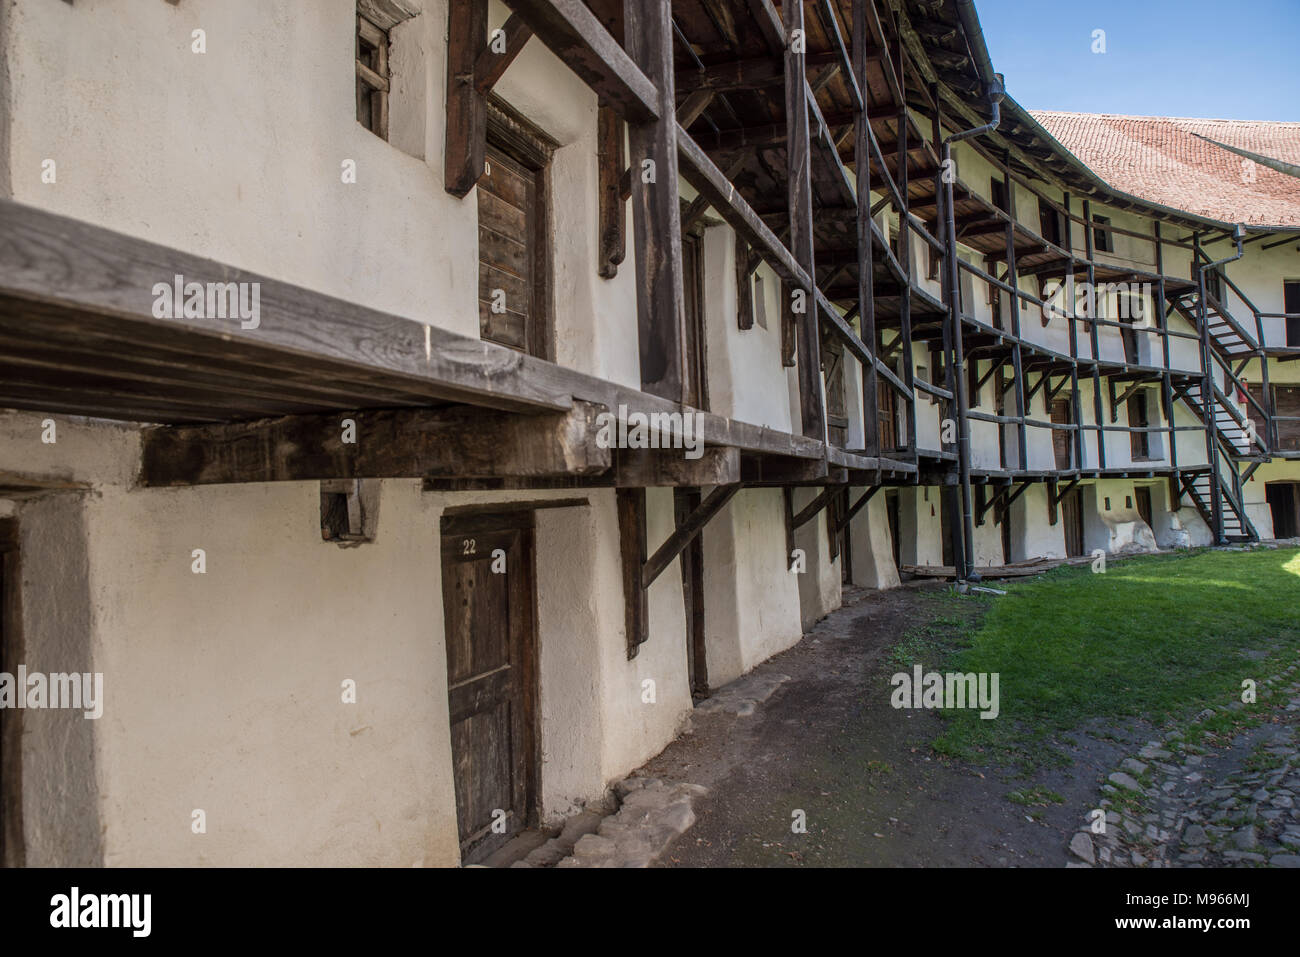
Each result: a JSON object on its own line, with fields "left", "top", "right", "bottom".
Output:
{"left": 1266, "top": 482, "right": 1299, "bottom": 539}
{"left": 1128, "top": 391, "right": 1150, "bottom": 460}
{"left": 1275, "top": 385, "right": 1300, "bottom": 452}
{"left": 674, "top": 488, "right": 708, "bottom": 696}
{"left": 1284, "top": 281, "right": 1300, "bottom": 347}
{"left": 1051, "top": 398, "right": 1073, "bottom": 470}
{"left": 1062, "top": 488, "right": 1085, "bottom": 557}
{"left": 441, "top": 513, "right": 537, "bottom": 864}
{"left": 682, "top": 232, "right": 709, "bottom": 411}
{"left": 877, "top": 377, "right": 897, "bottom": 452}
{"left": 940, "top": 487, "right": 955, "bottom": 568}
{"left": 1135, "top": 487, "right": 1153, "bottom": 529}
{"left": 478, "top": 145, "right": 548, "bottom": 357}
{"left": 822, "top": 338, "right": 847, "bottom": 447}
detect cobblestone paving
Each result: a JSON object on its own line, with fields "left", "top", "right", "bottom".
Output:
{"left": 1069, "top": 662, "right": 1300, "bottom": 868}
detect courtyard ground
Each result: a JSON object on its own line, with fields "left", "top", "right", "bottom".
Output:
{"left": 630, "top": 545, "right": 1300, "bottom": 868}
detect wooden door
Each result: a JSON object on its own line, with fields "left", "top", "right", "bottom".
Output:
{"left": 940, "top": 487, "right": 955, "bottom": 568}
{"left": 1266, "top": 482, "right": 1299, "bottom": 539}
{"left": 478, "top": 144, "right": 548, "bottom": 358}
{"left": 682, "top": 232, "right": 709, "bottom": 411}
{"left": 822, "top": 338, "right": 846, "bottom": 447}
{"left": 674, "top": 488, "right": 708, "bottom": 696}
{"left": 1061, "top": 488, "right": 1085, "bottom": 557}
{"left": 1128, "top": 391, "right": 1150, "bottom": 460}
{"left": 1283, "top": 281, "right": 1300, "bottom": 347}
{"left": 1275, "top": 385, "right": 1300, "bottom": 452}
{"left": 1050, "top": 398, "right": 1073, "bottom": 470}
{"left": 1135, "top": 487, "right": 1153, "bottom": 529}
{"left": 441, "top": 512, "right": 537, "bottom": 864}
{"left": 877, "top": 377, "right": 897, "bottom": 452}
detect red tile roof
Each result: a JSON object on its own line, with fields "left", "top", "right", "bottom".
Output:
{"left": 1029, "top": 112, "right": 1300, "bottom": 229}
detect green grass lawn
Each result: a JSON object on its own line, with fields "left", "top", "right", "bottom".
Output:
{"left": 930, "top": 547, "right": 1300, "bottom": 767}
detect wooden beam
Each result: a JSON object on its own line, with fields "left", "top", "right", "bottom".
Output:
{"left": 0, "top": 200, "right": 838, "bottom": 464}
{"left": 736, "top": 239, "right": 760, "bottom": 331}
{"left": 618, "top": 487, "right": 649, "bottom": 658}
{"left": 625, "top": 0, "right": 685, "bottom": 401}
{"left": 473, "top": 12, "right": 533, "bottom": 95}
{"left": 785, "top": 0, "right": 825, "bottom": 439}
{"left": 675, "top": 52, "right": 838, "bottom": 94}
{"left": 615, "top": 447, "right": 740, "bottom": 487}
{"left": 835, "top": 484, "right": 881, "bottom": 534}
{"left": 854, "top": 0, "right": 878, "bottom": 456}
{"left": 742, "top": 454, "right": 828, "bottom": 485}
{"left": 791, "top": 486, "right": 833, "bottom": 529}
{"left": 676, "top": 89, "right": 716, "bottom": 128}
{"left": 140, "top": 402, "right": 610, "bottom": 486}
{"left": 444, "top": 0, "right": 489, "bottom": 197}
{"left": 500, "top": 0, "right": 659, "bottom": 123}
{"left": 597, "top": 104, "right": 626, "bottom": 279}
{"left": 642, "top": 483, "right": 743, "bottom": 587}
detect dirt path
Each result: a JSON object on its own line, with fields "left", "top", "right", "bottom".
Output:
{"left": 645, "top": 584, "right": 1138, "bottom": 867}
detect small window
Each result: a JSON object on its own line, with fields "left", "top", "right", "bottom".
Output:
{"left": 753, "top": 273, "right": 768, "bottom": 330}
{"left": 356, "top": 12, "right": 391, "bottom": 139}
{"left": 1093, "top": 215, "right": 1113, "bottom": 254}
{"left": 321, "top": 480, "right": 377, "bottom": 544}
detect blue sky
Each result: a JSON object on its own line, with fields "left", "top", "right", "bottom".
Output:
{"left": 973, "top": 0, "right": 1300, "bottom": 121}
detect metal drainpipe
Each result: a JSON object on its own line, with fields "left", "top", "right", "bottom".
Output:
{"left": 1196, "top": 225, "right": 1246, "bottom": 545}
{"left": 942, "top": 75, "right": 1004, "bottom": 583}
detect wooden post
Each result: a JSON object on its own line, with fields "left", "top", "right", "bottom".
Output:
{"left": 624, "top": 0, "right": 685, "bottom": 402}
{"left": 1063, "top": 193, "right": 1084, "bottom": 471}
{"left": 784, "top": 0, "right": 826, "bottom": 439}
{"left": 1082, "top": 199, "right": 1106, "bottom": 469}
{"left": 444, "top": 0, "right": 489, "bottom": 197}
{"left": 854, "top": 0, "right": 879, "bottom": 456}
{"left": 1002, "top": 154, "right": 1028, "bottom": 471}
{"left": 1193, "top": 234, "right": 1225, "bottom": 543}
{"left": 617, "top": 487, "right": 649, "bottom": 658}
{"left": 597, "top": 104, "right": 626, "bottom": 278}
{"left": 1154, "top": 222, "right": 1178, "bottom": 470}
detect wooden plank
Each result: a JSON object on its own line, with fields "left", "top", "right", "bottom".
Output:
{"left": 624, "top": 0, "right": 685, "bottom": 401}
{"left": 597, "top": 104, "right": 626, "bottom": 279}
{"left": 500, "top": 0, "right": 658, "bottom": 123}
{"left": 474, "top": 13, "right": 533, "bottom": 95}
{"left": 444, "top": 0, "right": 489, "bottom": 197}
{"left": 615, "top": 447, "right": 740, "bottom": 487}
{"left": 139, "top": 401, "right": 610, "bottom": 486}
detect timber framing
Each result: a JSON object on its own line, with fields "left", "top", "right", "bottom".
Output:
{"left": 5, "top": 0, "right": 1285, "bottom": 616}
